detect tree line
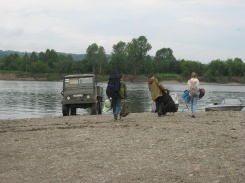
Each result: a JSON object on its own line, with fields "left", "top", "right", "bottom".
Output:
{"left": 0, "top": 36, "right": 244, "bottom": 82}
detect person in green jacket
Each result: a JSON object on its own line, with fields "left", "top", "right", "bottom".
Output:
{"left": 148, "top": 73, "right": 167, "bottom": 116}
{"left": 119, "top": 75, "right": 127, "bottom": 101}
{"left": 113, "top": 75, "right": 127, "bottom": 121}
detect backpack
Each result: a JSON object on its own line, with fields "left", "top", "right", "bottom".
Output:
{"left": 106, "top": 72, "right": 121, "bottom": 99}
{"left": 189, "top": 80, "right": 199, "bottom": 96}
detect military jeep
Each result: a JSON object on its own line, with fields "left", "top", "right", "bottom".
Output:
{"left": 61, "top": 74, "right": 103, "bottom": 116}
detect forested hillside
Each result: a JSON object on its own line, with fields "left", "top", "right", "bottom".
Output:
{"left": 0, "top": 50, "right": 85, "bottom": 61}
{"left": 0, "top": 36, "right": 244, "bottom": 83}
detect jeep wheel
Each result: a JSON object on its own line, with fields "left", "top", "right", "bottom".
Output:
{"left": 70, "top": 107, "right": 76, "bottom": 115}
{"left": 62, "top": 105, "right": 69, "bottom": 116}
{"left": 91, "top": 103, "right": 98, "bottom": 115}
{"left": 98, "top": 99, "right": 102, "bottom": 114}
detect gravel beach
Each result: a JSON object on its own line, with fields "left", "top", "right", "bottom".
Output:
{"left": 0, "top": 111, "right": 245, "bottom": 183}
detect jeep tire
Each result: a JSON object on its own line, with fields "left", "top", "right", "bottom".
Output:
{"left": 70, "top": 107, "right": 76, "bottom": 115}
{"left": 62, "top": 105, "right": 69, "bottom": 116}
{"left": 98, "top": 98, "right": 102, "bottom": 114}
{"left": 91, "top": 103, "right": 98, "bottom": 115}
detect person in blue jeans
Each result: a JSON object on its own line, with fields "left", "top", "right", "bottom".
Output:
{"left": 189, "top": 95, "right": 199, "bottom": 117}
{"left": 187, "top": 72, "right": 200, "bottom": 118}
{"left": 113, "top": 97, "right": 121, "bottom": 120}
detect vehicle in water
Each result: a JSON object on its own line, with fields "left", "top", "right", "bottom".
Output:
{"left": 205, "top": 98, "right": 244, "bottom": 111}
{"left": 61, "top": 74, "right": 103, "bottom": 116}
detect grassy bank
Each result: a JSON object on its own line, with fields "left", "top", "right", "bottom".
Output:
{"left": 0, "top": 71, "right": 64, "bottom": 81}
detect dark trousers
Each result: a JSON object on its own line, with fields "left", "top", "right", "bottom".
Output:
{"left": 155, "top": 96, "right": 163, "bottom": 116}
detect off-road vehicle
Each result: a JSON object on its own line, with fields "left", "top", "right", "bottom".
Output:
{"left": 61, "top": 74, "right": 103, "bottom": 116}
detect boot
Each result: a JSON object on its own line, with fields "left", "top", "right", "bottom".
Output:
{"left": 114, "top": 114, "right": 118, "bottom": 121}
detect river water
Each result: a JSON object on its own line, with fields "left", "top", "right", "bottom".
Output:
{"left": 0, "top": 80, "right": 244, "bottom": 120}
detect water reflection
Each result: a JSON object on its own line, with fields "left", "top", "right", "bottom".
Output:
{"left": 0, "top": 80, "right": 244, "bottom": 120}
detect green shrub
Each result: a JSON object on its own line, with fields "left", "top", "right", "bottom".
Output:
{"left": 155, "top": 73, "right": 183, "bottom": 82}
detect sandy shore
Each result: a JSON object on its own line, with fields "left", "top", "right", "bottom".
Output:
{"left": 0, "top": 111, "right": 245, "bottom": 183}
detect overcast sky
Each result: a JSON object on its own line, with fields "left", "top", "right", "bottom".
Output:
{"left": 0, "top": 0, "right": 244, "bottom": 63}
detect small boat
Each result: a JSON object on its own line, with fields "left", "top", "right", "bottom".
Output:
{"left": 205, "top": 98, "right": 244, "bottom": 111}
{"left": 170, "top": 93, "right": 179, "bottom": 111}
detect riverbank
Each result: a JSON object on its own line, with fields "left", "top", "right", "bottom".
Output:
{"left": 1, "top": 73, "right": 245, "bottom": 85}
{"left": 1, "top": 111, "right": 244, "bottom": 183}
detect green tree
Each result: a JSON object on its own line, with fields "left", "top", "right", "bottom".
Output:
{"left": 38, "top": 52, "right": 45, "bottom": 62}
{"left": 54, "top": 54, "right": 73, "bottom": 73}
{"left": 23, "top": 52, "right": 30, "bottom": 72}
{"left": 153, "top": 48, "right": 177, "bottom": 74}
{"left": 125, "top": 36, "right": 152, "bottom": 75}
{"left": 9, "top": 57, "right": 24, "bottom": 71}
{"left": 3, "top": 53, "right": 19, "bottom": 70}
{"left": 111, "top": 41, "right": 127, "bottom": 73}
{"left": 80, "top": 58, "right": 92, "bottom": 73}
{"left": 45, "top": 49, "right": 59, "bottom": 70}
{"left": 180, "top": 60, "right": 203, "bottom": 77}
{"left": 154, "top": 48, "right": 175, "bottom": 61}
{"left": 140, "top": 55, "right": 154, "bottom": 75}
{"left": 85, "top": 43, "right": 99, "bottom": 74}
{"left": 206, "top": 59, "right": 227, "bottom": 77}
{"left": 169, "top": 60, "right": 181, "bottom": 74}
{"left": 30, "top": 52, "right": 38, "bottom": 63}
{"left": 30, "top": 61, "right": 48, "bottom": 73}
{"left": 97, "top": 46, "right": 107, "bottom": 75}
{"left": 226, "top": 58, "right": 244, "bottom": 76}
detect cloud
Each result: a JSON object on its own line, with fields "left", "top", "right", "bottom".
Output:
{"left": 0, "top": 0, "right": 244, "bottom": 63}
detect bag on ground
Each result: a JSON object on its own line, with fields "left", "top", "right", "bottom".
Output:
{"left": 102, "top": 98, "right": 111, "bottom": 112}
{"left": 120, "top": 100, "right": 130, "bottom": 118}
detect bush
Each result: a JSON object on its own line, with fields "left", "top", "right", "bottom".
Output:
{"left": 155, "top": 73, "right": 182, "bottom": 82}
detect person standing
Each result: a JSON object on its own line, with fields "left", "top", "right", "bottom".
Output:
{"left": 113, "top": 75, "right": 127, "bottom": 121}
{"left": 148, "top": 73, "right": 167, "bottom": 117}
{"left": 187, "top": 72, "right": 200, "bottom": 118}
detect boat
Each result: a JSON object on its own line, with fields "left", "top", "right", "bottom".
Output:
{"left": 170, "top": 93, "right": 179, "bottom": 111}
{"left": 205, "top": 98, "right": 244, "bottom": 111}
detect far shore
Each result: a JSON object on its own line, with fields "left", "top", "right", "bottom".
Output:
{"left": 161, "top": 80, "right": 245, "bottom": 86}
{"left": 0, "top": 73, "right": 244, "bottom": 86}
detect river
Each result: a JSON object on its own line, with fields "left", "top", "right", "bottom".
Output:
{"left": 0, "top": 80, "right": 244, "bottom": 120}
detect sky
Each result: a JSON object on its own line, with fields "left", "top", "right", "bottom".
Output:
{"left": 0, "top": 0, "right": 244, "bottom": 63}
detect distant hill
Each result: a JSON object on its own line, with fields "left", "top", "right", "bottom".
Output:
{"left": 0, "top": 50, "right": 85, "bottom": 61}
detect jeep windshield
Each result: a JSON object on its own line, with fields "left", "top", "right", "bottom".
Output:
{"left": 64, "top": 77, "right": 93, "bottom": 89}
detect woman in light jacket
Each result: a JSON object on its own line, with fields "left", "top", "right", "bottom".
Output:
{"left": 187, "top": 72, "right": 200, "bottom": 118}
